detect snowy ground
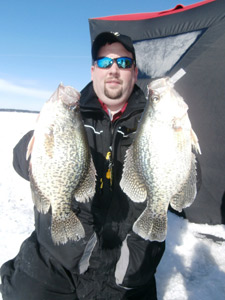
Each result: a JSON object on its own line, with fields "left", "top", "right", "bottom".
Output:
{"left": 0, "top": 111, "right": 225, "bottom": 300}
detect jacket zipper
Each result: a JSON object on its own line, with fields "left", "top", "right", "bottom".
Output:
{"left": 108, "top": 109, "right": 144, "bottom": 189}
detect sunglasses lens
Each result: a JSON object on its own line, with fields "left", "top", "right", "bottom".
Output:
{"left": 96, "top": 57, "right": 134, "bottom": 69}
{"left": 97, "top": 57, "right": 112, "bottom": 68}
{"left": 117, "top": 57, "right": 133, "bottom": 69}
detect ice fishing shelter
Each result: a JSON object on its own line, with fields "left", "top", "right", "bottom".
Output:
{"left": 89, "top": 0, "right": 225, "bottom": 225}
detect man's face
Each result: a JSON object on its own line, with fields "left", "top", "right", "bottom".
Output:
{"left": 91, "top": 42, "right": 138, "bottom": 112}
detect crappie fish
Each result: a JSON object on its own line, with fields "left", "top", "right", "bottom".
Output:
{"left": 120, "top": 77, "right": 201, "bottom": 242}
{"left": 27, "top": 83, "right": 96, "bottom": 245}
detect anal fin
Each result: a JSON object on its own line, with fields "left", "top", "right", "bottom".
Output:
{"left": 120, "top": 145, "right": 147, "bottom": 203}
{"left": 74, "top": 157, "right": 96, "bottom": 203}
{"left": 170, "top": 153, "right": 197, "bottom": 212}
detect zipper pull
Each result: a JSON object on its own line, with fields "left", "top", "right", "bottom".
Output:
{"left": 106, "top": 149, "right": 113, "bottom": 187}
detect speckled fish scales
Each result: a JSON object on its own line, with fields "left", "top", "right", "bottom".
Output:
{"left": 27, "top": 84, "right": 96, "bottom": 245}
{"left": 120, "top": 77, "right": 201, "bottom": 242}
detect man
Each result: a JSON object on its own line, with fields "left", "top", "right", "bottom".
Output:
{"left": 0, "top": 32, "right": 165, "bottom": 299}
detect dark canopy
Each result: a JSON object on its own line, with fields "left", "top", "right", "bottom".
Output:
{"left": 88, "top": 0, "right": 225, "bottom": 225}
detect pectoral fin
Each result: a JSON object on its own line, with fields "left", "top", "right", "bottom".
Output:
{"left": 191, "top": 128, "right": 201, "bottom": 154}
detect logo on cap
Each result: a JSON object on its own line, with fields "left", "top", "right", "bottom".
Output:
{"left": 111, "top": 32, "right": 120, "bottom": 37}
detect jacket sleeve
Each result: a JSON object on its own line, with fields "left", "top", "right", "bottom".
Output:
{"left": 115, "top": 231, "right": 165, "bottom": 288}
{"left": 34, "top": 201, "right": 96, "bottom": 272}
{"left": 13, "top": 130, "right": 34, "bottom": 181}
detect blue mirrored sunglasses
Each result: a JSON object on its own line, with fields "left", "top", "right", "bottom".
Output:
{"left": 95, "top": 57, "right": 134, "bottom": 69}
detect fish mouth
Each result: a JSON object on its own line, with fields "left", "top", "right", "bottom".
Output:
{"left": 59, "top": 84, "right": 80, "bottom": 108}
{"left": 62, "top": 95, "right": 79, "bottom": 108}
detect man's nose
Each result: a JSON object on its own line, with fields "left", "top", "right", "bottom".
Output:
{"left": 109, "top": 61, "right": 120, "bottom": 73}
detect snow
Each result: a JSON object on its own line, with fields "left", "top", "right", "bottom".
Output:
{"left": 0, "top": 111, "right": 225, "bottom": 300}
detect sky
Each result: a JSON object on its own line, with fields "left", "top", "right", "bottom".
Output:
{"left": 0, "top": 112, "right": 225, "bottom": 300}
{"left": 0, "top": 0, "right": 202, "bottom": 111}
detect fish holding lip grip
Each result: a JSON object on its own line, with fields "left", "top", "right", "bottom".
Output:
{"left": 120, "top": 76, "right": 201, "bottom": 242}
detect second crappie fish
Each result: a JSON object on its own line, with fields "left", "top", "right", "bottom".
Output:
{"left": 27, "top": 83, "right": 96, "bottom": 245}
{"left": 120, "top": 77, "right": 201, "bottom": 242}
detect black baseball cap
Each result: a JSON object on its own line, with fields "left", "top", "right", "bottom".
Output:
{"left": 92, "top": 32, "right": 136, "bottom": 63}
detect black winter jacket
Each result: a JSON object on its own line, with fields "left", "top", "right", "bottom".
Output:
{"left": 1, "top": 82, "right": 165, "bottom": 300}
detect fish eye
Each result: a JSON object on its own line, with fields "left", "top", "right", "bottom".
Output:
{"left": 151, "top": 94, "right": 160, "bottom": 103}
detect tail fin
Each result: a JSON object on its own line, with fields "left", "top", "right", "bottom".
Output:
{"left": 51, "top": 211, "right": 85, "bottom": 245}
{"left": 133, "top": 205, "right": 167, "bottom": 242}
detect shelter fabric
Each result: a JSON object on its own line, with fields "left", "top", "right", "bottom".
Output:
{"left": 89, "top": 0, "right": 225, "bottom": 225}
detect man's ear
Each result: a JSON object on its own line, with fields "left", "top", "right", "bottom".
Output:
{"left": 134, "top": 66, "right": 138, "bottom": 83}
{"left": 91, "top": 65, "right": 95, "bottom": 81}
